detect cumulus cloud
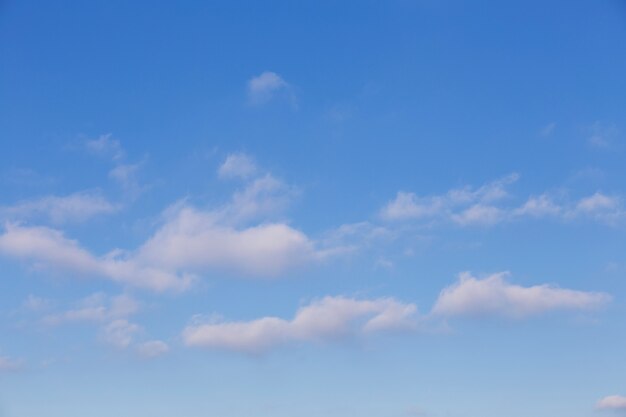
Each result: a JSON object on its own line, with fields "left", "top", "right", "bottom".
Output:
{"left": 431, "top": 272, "right": 611, "bottom": 319}
{"left": 0, "top": 191, "right": 119, "bottom": 224}
{"left": 43, "top": 293, "right": 139, "bottom": 325}
{"left": 136, "top": 204, "right": 323, "bottom": 277}
{"left": 0, "top": 198, "right": 332, "bottom": 290}
{"left": 0, "top": 223, "right": 193, "bottom": 292}
{"left": 597, "top": 395, "right": 626, "bottom": 411}
{"left": 218, "top": 153, "right": 258, "bottom": 179}
{"left": 183, "top": 296, "right": 418, "bottom": 353}
{"left": 247, "top": 71, "right": 295, "bottom": 106}
{"left": 136, "top": 340, "right": 170, "bottom": 358}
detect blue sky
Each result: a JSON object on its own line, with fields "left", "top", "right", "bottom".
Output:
{"left": 1, "top": 1, "right": 626, "bottom": 416}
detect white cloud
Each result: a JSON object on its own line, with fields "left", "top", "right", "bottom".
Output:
{"left": 247, "top": 71, "right": 294, "bottom": 106}
{"left": 183, "top": 296, "right": 418, "bottom": 353}
{"left": 431, "top": 272, "right": 611, "bottom": 319}
{"left": 0, "top": 191, "right": 119, "bottom": 224}
{"left": 381, "top": 175, "right": 624, "bottom": 227}
{"left": 218, "top": 153, "right": 258, "bottom": 179}
{"left": 570, "top": 192, "right": 623, "bottom": 223}
{"left": 136, "top": 204, "right": 323, "bottom": 277}
{"left": 451, "top": 204, "right": 505, "bottom": 226}
{"left": 0, "top": 224, "right": 193, "bottom": 292}
{"left": 513, "top": 194, "right": 562, "bottom": 217}
{"left": 100, "top": 319, "right": 141, "bottom": 349}
{"left": 597, "top": 395, "right": 626, "bottom": 410}
{"left": 85, "top": 134, "right": 125, "bottom": 160}
{"left": 43, "top": 293, "right": 139, "bottom": 325}
{"left": 136, "top": 340, "right": 170, "bottom": 358}
{"left": 380, "top": 174, "right": 519, "bottom": 222}
{"left": 380, "top": 191, "right": 445, "bottom": 221}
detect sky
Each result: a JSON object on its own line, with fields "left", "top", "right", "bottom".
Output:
{"left": 1, "top": 1, "right": 626, "bottom": 416}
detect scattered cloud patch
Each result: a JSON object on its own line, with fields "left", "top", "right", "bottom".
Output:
{"left": 597, "top": 395, "right": 626, "bottom": 411}
{"left": 137, "top": 204, "right": 324, "bottom": 277}
{"left": 183, "top": 296, "right": 418, "bottom": 353}
{"left": 22, "top": 294, "right": 52, "bottom": 312}
{"left": 43, "top": 293, "right": 139, "bottom": 325}
{"left": 381, "top": 174, "right": 519, "bottom": 223}
{"left": 247, "top": 71, "right": 295, "bottom": 106}
{"left": 382, "top": 175, "right": 624, "bottom": 227}
{"left": 85, "top": 134, "right": 125, "bottom": 161}
{"left": 100, "top": 319, "right": 141, "bottom": 349}
{"left": 431, "top": 272, "right": 610, "bottom": 319}
{"left": 451, "top": 204, "right": 505, "bottom": 226}
{"left": 109, "top": 162, "right": 145, "bottom": 197}
{"left": 218, "top": 153, "right": 258, "bottom": 180}
{"left": 0, "top": 224, "right": 193, "bottom": 292}
{"left": 0, "top": 191, "right": 119, "bottom": 224}
{"left": 136, "top": 340, "right": 170, "bottom": 358}
{"left": 221, "top": 174, "right": 298, "bottom": 223}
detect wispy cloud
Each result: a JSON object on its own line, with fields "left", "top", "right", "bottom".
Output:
{"left": 218, "top": 153, "right": 258, "bottom": 180}
{"left": 588, "top": 121, "right": 619, "bottom": 149}
{"left": 85, "top": 134, "right": 125, "bottom": 161}
{"left": 183, "top": 296, "right": 418, "bottom": 353}
{"left": 0, "top": 191, "right": 119, "bottom": 224}
{"left": 136, "top": 340, "right": 170, "bottom": 358}
{"left": 100, "top": 319, "right": 141, "bottom": 349}
{"left": 381, "top": 175, "right": 625, "bottom": 226}
{"left": 380, "top": 174, "right": 519, "bottom": 223}
{"left": 0, "top": 224, "right": 193, "bottom": 292}
{"left": 84, "top": 134, "right": 147, "bottom": 197}
{"left": 42, "top": 293, "right": 139, "bottom": 325}
{"left": 0, "top": 355, "right": 23, "bottom": 372}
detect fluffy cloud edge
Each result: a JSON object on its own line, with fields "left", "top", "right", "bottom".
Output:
{"left": 431, "top": 272, "right": 611, "bottom": 318}
{"left": 597, "top": 395, "right": 626, "bottom": 410}
{"left": 182, "top": 296, "right": 418, "bottom": 353}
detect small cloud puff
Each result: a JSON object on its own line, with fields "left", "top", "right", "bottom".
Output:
{"left": 247, "top": 71, "right": 295, "bottom": 106}
{"left": 597, "top": 395, "right": 626, "bottom": 410}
